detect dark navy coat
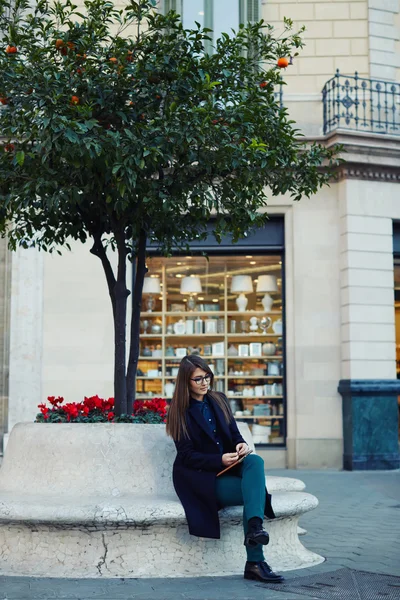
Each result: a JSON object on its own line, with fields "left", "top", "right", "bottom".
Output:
{"left": 172, "top": 394, "right": 275, "bottom": 539}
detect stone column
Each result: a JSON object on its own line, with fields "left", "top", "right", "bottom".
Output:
{"left": 338, "top": 179, "right": 400, "bottom": 470}
{"left": 0, "top": 239, "right": 12, "bottom": 451}
{"left": 6, "top": 247, "right": 44, "bottom": 443}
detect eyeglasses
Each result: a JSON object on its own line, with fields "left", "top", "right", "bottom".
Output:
{"left": 190, "top": 375, "right": 211, "bottom": 386}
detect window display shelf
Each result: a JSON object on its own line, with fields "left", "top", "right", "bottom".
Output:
{"left": 228, "top": 356, "right": 283, "bottom": 360}
{"left": 164, "top": 355, "right": 226, "bottom": 360}
{"left": 227, "top": 375, "right": 282, "bottom": 380}
{"left": 227, "top": 333, "right": 279, "bottom": 338}
{"left": 227, "top": 311, "right": 281, "bottom": 316}
{"left": 138, "top": 254, "right": 286, "bottom": 447}
{"left": 165, "top": 334, "right": 225, "bottom": 338}
{"left": 140, "top": 334, "right": 163, "bottom": 338}
{"left": 166, "top": 311, "right": 225, "bottom": 317}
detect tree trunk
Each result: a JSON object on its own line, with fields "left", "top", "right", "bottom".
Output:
{"left": 113, "top": 233, "right": 130, "bottom": 416}
{"left": 126, "top": 228, "right": 147, "bottom": 414}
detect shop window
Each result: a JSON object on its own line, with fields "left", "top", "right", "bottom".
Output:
{"left": 137, "top": 254, "right": 285, "bottom": 446}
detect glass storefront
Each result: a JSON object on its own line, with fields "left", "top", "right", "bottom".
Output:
{"left": 138, "top": 254, "right": 286, "bottom": 446}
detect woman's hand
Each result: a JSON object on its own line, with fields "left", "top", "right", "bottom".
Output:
{"left": 236, "top": 442, "right": 249, "bottom": 457}
{"left": 222, "top": 452, "right": 239, "bottom": 466}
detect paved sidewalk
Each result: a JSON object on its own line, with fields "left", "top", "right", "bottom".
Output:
{"left": 1, "top": 469, "right": 399, "bottom": 599}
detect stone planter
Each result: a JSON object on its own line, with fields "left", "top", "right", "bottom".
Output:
{"left": 0, "top": 422, "right": 322, "bottom": 577}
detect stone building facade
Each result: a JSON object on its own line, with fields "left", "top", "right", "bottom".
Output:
{"left": 1, "top": 0, "right": 399, "bottom": 469}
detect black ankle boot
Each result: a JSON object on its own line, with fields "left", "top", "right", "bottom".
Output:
{"left": 244, "top": 561, "right": 284, "bottom": 583}
{"left": 244, "top": 517, "right": 270, "bottom": 547}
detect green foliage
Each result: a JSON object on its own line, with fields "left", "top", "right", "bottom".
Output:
{"left": 0, "top": 0, "right": 336, "bottom": 254}
{"left": 0, "top": 0, "right": 338, "bottom": 414}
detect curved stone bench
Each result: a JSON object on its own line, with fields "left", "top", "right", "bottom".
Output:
{"left": 0, "top": 422, "right": 323, "bottom": 578}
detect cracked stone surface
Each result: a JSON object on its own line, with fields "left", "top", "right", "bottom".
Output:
{"left": 1, "top": 469, "right": 399, "bottom": 599}
{"left": 0, "top": 423, "right": 321, "bottom": 578}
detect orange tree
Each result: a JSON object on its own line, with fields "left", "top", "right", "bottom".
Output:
{"left": 0, "top": 0, "right": 336, "bottom": 415}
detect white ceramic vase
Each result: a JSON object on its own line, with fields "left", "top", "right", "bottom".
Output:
{"left": 235, "top": 293, "right": 248, "bottom": 312}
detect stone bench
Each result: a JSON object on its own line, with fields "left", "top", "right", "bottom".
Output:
{"left": 0, "top": 422, "right": 323, "bottom": 578}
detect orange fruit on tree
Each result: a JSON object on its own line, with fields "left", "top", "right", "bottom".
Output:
{"left": 259, "top": 81, "right": 268, "bottom": 89}
{"left": 5, "top": 45, "right": 17, "bottom": 54}
{"left": 277, "top": 57, "right": 289, "bottom": 68}
{"left": 0, "top": 96, "right": 9, "bottom": 105}
{"left": 55, "top": 39, "right": 64, "bottom": 49}
{"left": 109, "top": 57, "right": 118, "bottom": 63}
{"left": 4, "top": 143, "right": 15, "bottom": 152}
{"left": 126, "top": 50, "right": 133, "bottom": 63}
{"left": 70, "top": 95, "right": 80, "bottom": 105}
{"left": 66, "top": 41, "right": 75, "bottom": 50}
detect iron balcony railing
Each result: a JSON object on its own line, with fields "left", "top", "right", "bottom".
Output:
{"left": 322, "top": 69, "right": 400, "bottom": 136}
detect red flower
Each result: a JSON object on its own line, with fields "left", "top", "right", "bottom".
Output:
{"left": 83, "top": 406, "right": 90, "bottom": 415}
{"left": 48, "top": 396, "right": 64, "bottom": 406}
{"left": 108, "top": 412, "right": 114, "bottom": 421}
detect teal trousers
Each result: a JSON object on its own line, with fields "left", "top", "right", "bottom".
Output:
{"left": 215, "top": 453, "right": 266, "bottom": 562}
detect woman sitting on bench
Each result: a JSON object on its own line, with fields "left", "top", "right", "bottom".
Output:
{"left": 166, "top": 354, "right": 284, "bottom": 584}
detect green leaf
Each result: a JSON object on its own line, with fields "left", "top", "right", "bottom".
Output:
{"left": 15, "top": 151, "right": 25, "bottom": 166}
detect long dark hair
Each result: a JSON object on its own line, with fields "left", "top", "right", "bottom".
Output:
{"left": 166, "top": 354, "right": 232, "bottom": 441}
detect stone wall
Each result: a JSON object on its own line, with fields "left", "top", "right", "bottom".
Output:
{"left": 261, "top": 0, "right": 371, "bottom": 136}
{"left": 0, "top": 239, "right": 11, "bottom": 453}
{"left": 368, "top": 0, "right": 400, "bottom": 81}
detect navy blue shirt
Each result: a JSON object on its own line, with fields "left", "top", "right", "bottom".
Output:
{"left": 190, "top": 395, "right": 224, "bottom": 455}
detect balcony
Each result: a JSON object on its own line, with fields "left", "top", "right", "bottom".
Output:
{"left": 322, "top": 70, "right": 400, "bottom": 137}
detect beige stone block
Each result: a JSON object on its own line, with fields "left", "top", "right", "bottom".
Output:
{"left": 279, "top": 3, "right": 315, "bottom": 20}
{"left": 370, "top": 35, "right": 395, "bottom": 51}
{"left": 341, "top": 215, "right": 392, "bottom": 235}
{"left": 340, "top": 250, "right": 394, "bottom": 271}
{"left": 341, "top": 285, "right": 394, "bottom": 306}
{"left": 334, "top": 55, "right": 369, "bottom": 73}
{"left": 369, "top": 22, "right": 399, "bottom": 40}
{"left": 342, "top": 359, "right": 397, "bottom": 379}
{"left": 297, "top": 407, "right": 342, "bottom": 439}
{"left": 369, "top": 8, "right": 395, "bottom": 25}
{"left": 333, "top": 19, "right": 368, "bottom": 37}
{"left": 315, "top": 3, "right": 350, "bottom": 20}
{"left": 342, "top": 340, "right": 395, "bottom": 361}
{"left": 341, "top": 322, "right": 395, "bottom": 342}
{"left": 370, "top": 63, "right": 396, "bottom": 80}
{"left": 351, "top": 38, "right": 369, "bottom": 55}
{"left": 341, "top": 232, "right": 393, "bottom": 253}
{"left": 263, "top": 3, "right": 280, "bottom": 21}
{"left": 298, "top": 56, "right": 335, "bottom": 75}
{"left": 371, "top": 49, "right": 400, "bottom": 68}
{"left": 341, "top": 303, "right": 395, "bottom": 324}
{"left": 350, "top": 2, "right": 368, "bottom": 19}
{"left": 294, "top": 439, "right": 343, "bottom": 469}
{"left": 257, "top": 448, "right": 287, "bottom": 468}
{"left": 301, "top": 20, "right": 333, "bottom": 38}
{"left": 283, "top": 75, "right": 318, "bottom": 93}
{"left": 369, "top": 0, "right": 399, "bottom": 11}
{"left": 299, "top": 39, "right": 316, "bottom": 57}
{"left": 316, "top": 38, "right": 350, "bottom": 56}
